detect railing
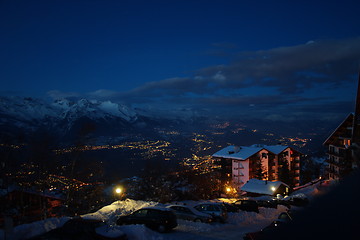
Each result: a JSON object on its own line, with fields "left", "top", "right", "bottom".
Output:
{"left": 327, "top": 149, "right": 347, "bottom": 158}
{"left": 233, "top": 167, "right": 244, "bottom": 170}
{"left": 326, "top": 158, "right": 349, "bottom": 167}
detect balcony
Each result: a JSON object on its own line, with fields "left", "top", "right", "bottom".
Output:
{"left": 233, "top": 172, "right": 244, "bottom": 177}
{"left": 233, "top": 167, "right": 244, "bottom": 170}
{"left": 268, "top": 161, "right": 276, "bottom": 167}
{"left": 326, "top": 158, "right": 349, "bottom": 168}
{"left": 327, "top": 148, "right": 349, "bottom": 158}
{"left": 327, "top": 151, "right": 344, "bottom": 158}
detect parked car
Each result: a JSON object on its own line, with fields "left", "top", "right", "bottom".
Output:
{"left": 244, "top": 211, "right": 293, "bottom": 240}
{"left": 116, "top": 206, "right": 177, "bottom": 233}
{"left": 30, "top": 217, "right": 127, "bottom": 240}
{"left": 273, "top": 211, "right": 292, "bottom": 225}
{"left": 221, "top": 202, "right": 239, "bottom": 212}
{"left": 255, "top": 199, "right": 278, "bottom": 209}
{"left": 233, "top": 199, "right": 259, "bottom": 213}
{"left": 193, "top": 203, "right": 228, "bottom": 223}
{"left": 243, "top": 223, "right": 279, "bottom": 240}
{"left": 166, "top": 205, "right": 213, "bottom": 223}
{"left": 275, "top": 199, "right": 291, "bottom": 208}
{"left": 284, "top": 194, "right": 309, "bottom": 207}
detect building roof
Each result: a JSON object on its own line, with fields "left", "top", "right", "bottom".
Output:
{"left": 323, "top": 113, "right": 354, "bottom": 146}
{"left": 241, "top": 178, "right": 289, "bottom": 195}
{"left": 212, "top": 144, "right": 299, "bottom": 160}
{"left": 262, "top": 145, "right": 288, "bottom": 154}
{"left": 212, "top": 145, "right": 264, "bottom": 160}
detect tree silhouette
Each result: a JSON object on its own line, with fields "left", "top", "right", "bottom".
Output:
{"left": 250, "top": 155, "right": 266, "bottom": 180}
{"left": 278, "top": 153, "right": 291, "bottom": 186}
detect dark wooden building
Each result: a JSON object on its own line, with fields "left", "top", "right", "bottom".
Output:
{"left": 324, "top": 74, "right": 360, "bottom": 179}
{"left": 0, "top": 189, "right": 64, "bottom": 227}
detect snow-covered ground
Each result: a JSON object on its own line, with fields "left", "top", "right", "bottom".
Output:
{"left": 80, "top": 198, "right": 288, "bottom": 240}
{"left": 1, "top": 180, "right": 329, "bottom": 240}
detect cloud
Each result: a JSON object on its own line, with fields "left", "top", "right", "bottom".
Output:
{"left": 88, "top": 89, "right": 119, "bottom": 99}
{"left": 198, "top": 37, "right": 360, "bottom": 94}
{"left": 126, "top": 37, "right": 360, "bottom": 101}
{"left": 212, "top": 71, "right": 226, "bottom": 81}
{"left": 47, "top": 37, "right": 360, "bottom": 121}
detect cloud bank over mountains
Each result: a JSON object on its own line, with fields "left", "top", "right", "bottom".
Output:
{"left": 48, "top": 37, "right": 360, "bottom": 121}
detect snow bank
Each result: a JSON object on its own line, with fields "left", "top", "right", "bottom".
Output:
{"left": 228, "top": 205, "right": 287, "bottom": 226}
{"left": 120, "top": 225, "right": 164, "bottom": 240}
{"left": 80, "top": 198, "right": 288, "bottom": 239}
{"left": 82, "top": 198, "right": 161, "bottom": 223}
{"left": 95, "top": 224, "right": 126, "bottom": 239}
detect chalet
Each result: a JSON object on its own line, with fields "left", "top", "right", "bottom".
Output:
{"left": 0, "top": 189, "right": 64, "bottom": 227}
{"left": 212, "top": 144, "right": 302, "bottom": 192}
{"left": 324, "top": 75, "right": 360, "bottom": 179}
{"left": 241, "top": 178, "right": 290, "bottom": 197}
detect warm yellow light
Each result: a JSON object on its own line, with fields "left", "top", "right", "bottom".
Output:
{"left": 115, "top": 187, "right": 122, "bottom": 194}
{"left": 226, "top": 187, "right": 231, "bottom": 192}
{"left": 271, "top": 186, "right": 276, "bottom": 192}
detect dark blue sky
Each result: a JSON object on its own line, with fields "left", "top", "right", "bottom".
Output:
{"left": 1, "top": 0, "right": 360, "bottom": 121}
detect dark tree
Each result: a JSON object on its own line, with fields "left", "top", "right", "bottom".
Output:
{"left": 250, "top": 155, "right": 266, "bottom": 180}
{"left": 278, "top": 154, "right": 291, "bottom": 186}
{"left": 301, "top": 156, "right": 321, "bottom": 184}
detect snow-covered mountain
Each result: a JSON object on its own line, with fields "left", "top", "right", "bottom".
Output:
{"left": 0, "top": 96, "right": 139, "bottom": 137}
{"left": 52, "top": 98, "right": 137, "bottom": 122}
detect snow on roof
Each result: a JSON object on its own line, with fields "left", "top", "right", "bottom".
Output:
{"left": 262, "top": 145, "right": 288, "bottom": 154}
{"left": 241, "top": 179, "right": 289, "bottom": 195}
{"left": 212, "top": 144, "right": 297, "bottom": 160}
{"left": 212, "top": 145, "right": 264, "bottom": 160}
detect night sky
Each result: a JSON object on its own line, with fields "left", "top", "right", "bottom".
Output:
{"left": 1, "top": 0, "right": 360, "bottom": 121}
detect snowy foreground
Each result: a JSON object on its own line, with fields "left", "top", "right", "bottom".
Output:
{"left": 1, "top": 181, "right": 326, "bottom": 240}
{"left": 82, "top": 199, "right": 289, "bottom": 240}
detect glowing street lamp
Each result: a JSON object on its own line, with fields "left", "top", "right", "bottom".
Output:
{"left": 271, "top": 186, "right": 276, "bottom": 192}
{"left": 115, "top": 187, "right": 122, "bottom": 194}
{"left": 226, "top": 187, "right": 231, "bottom": 193}
{"left": 114, "top": 186, "right": 124, "bottom": 200}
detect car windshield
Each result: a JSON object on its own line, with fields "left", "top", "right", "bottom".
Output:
{"left": 208, "top": 205, "right": 220, "bottom": 211}
{"left": 147, "top": 209, "right": 163, "bottom": 218}
{"left": 278, "top": 213, "right": 291, "bottom": 220}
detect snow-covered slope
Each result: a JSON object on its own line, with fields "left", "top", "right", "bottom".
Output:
{"left": 0, "top": 96, "right": 138, "bottom": 133}
{"left": 52, "top": 98, "right": 137, "bottom": 122}
{"left": 0, "top": 97, "right": 59, "bottom": 121}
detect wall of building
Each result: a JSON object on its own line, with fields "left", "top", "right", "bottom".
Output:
{"left": 231, "top": 159, "right": 249, "bottom": 191}
{"left": 268, "top": 152, "right": 277, "bottom": 181}
{"left": 259, "top": 149, "right": 269, "bottom": 178}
